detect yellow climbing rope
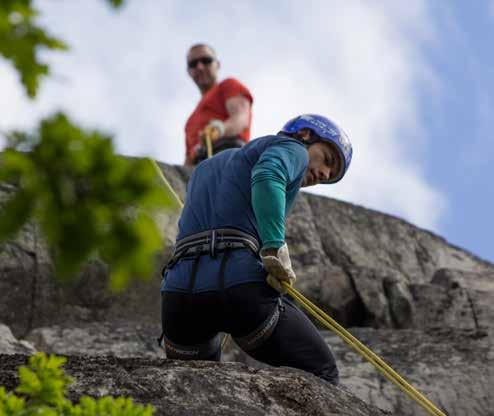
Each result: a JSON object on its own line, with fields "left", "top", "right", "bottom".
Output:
{"left": 281, "top": 281, "right": 446, "bottom": 416}
{"left": 150, "top": 159, "right": 182, "bottom": 210}
{"left": 205, "top": 133, "right": 213, "bottom": 159}
{"left": 149, "top": 157, "right": 445, "bottom": 416}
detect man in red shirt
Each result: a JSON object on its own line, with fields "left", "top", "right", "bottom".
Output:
{"left": 184, "top": 44, "right": 253, "bottom": 166}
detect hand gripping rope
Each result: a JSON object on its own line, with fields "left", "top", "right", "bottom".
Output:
{"left": 150, "top": 158, "right": 446, "bottom": 416}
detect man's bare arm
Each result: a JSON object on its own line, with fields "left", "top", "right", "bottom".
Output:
{"left": 223, "top": 95, "right": 251, "bottom": 137}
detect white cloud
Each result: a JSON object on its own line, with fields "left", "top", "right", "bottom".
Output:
{"left": 0, "top": 0, "right": 446, "bottom": 231}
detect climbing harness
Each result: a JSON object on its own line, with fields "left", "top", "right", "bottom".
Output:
{"left": 234, "top": 298, "right": 283, "bottom": 351}
{"left": 157, "top": 227, "right": 278, "bottom": 358}
{"left": 158, "top": 331, "right": 222, "bottom": 360}
{"left": 150, "top": 157, "right": 446, "bottom": 416}
{"left": 164, "top": 227, "right": 260, "bottom": 289}
{"left": 166, "top": 228, "right": 260, "bottom": 270}
{"left": 281, "top": 281, "right": 447, "bottom": 416}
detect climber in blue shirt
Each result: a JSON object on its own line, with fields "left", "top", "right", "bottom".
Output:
{"left": 160, "top": 114, "right": 353, "bottom": 385}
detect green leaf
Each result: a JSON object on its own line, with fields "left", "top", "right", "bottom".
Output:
{"left": 0, "top": 386, "right": 26, "bottom": 414}
{"left": 0, "top": 189, "right": 34, "bottom": 241}
{"left": 75, "top": 395, "right": 154, "bottom": 416}
{"left": 106, "top": 0, "right": 126, "bottom": 8}
{"left": 16, "top": 365, "right": 42, "bottom": 396}
{"left": 0, "top": 112, "right": 174, "bottom": 289}
{"left": 0, "top": 0, "right": 68, "bottom": 98}
{"left": 1, "top": 352, "right": 155, "bottom": 415}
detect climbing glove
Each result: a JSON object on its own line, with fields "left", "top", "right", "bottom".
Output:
{"left": 200, "top": 119, "right": 225, "bottom": 143}
{"left": 260, "top": 243, "right": 296, "bottom": 294}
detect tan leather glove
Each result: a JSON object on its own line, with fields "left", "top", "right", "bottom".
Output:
{"left": 260, "top": 243, "right": 296, "bottom": 294}
{"left": 199, "top": 119, "right": 225, "bottom": 144}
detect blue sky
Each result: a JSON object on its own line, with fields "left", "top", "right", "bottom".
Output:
{"left": 0, "top": 1, "right": 492, "bottom": 263}
{"left": 419, "top": 2, "right": 494, "bottom": 262}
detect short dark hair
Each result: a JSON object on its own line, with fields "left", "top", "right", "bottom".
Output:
{"left": 188, "top": 43, "right": 217, "bottom": 57}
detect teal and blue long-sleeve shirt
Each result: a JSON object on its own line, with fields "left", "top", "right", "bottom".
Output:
{"left": 251, "top": 139, "right": 308, "bottom": 249}
{"left": 162, "top": 134, "right": 308, "bottom": 293}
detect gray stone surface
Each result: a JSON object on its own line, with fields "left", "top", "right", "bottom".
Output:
{"left": 0, "top": 354, "right": 390, "bottom": 416}
{"left": 25, "top": 321, "right": 165, "bottom": 358}
{"left": 303, "top": 193, "right": 493, "bottom": 328}
{"left": 325, "top": 328, "right": 494, "bottom": 416}
{"left": 224, "top": 326, "right": 494, "bottom": 416}
{"left": 0, "top": 323, "right": 35, "bottom": 354}
{"left": 305, "top": 194, "right": 491, "bottom": 280}
{"left": 411, "top": 268, "right": 494, "bottom": 335}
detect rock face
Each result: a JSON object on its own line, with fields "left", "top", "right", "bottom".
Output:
{"left": 25, "top": 321, "right": 165, "bottom": 358}
{"left": 325, "top": 328, "right": 494, "bottom": 416}
{"left": 411, "top": 268, "right": 494, "bottom": 335}
{"left": 0, "top": 354, "right": 389, "bottom": 416}
{"left": 0, "top": 323, "right": 35, "bottom": 355}
{"left": 1, "top": 162, "right": 494, "bottom": 416}
{"left": 289, "top": 194, "right": 492, "bottom": 329}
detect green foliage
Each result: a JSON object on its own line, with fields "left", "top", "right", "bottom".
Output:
{"left": 0, "top": 0, "right": 125, "bottom": 98}
{"left": 15, "top": 353, "right": 72, "bottom": 408}
{"left": 0, "top": 112, "right": 175, "bottom": 290}
{"left": 0, "top": 352, "right": 155, "bottom": 416}
{"left": 0, "top": 0, "right": 67, "bottom": 98}
{"left": 106, "top": 0, "right": 126, "bottom": 7}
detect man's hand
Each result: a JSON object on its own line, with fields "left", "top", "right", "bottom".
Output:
{"left": 199, "top": 119, "right": 225, "bottom": 144}
{"left": 260, "top": 243, "right": 296, "bottom": 294}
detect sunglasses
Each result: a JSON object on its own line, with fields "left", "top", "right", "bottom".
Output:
{"left": 188, "top": 56, "right": 215, "bottom": 69}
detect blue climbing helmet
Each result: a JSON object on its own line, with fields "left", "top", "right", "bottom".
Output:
{"left": 280, "top": 114, "right": 353, "bottom": 184}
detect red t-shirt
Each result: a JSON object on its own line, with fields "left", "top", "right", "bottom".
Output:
{"left": 185, "top": 77, "right": 253, "bottom": 161}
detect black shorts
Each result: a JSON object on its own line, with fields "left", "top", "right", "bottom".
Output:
{"left": 161, "top": 282, "right": 339, "bottom": 384}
